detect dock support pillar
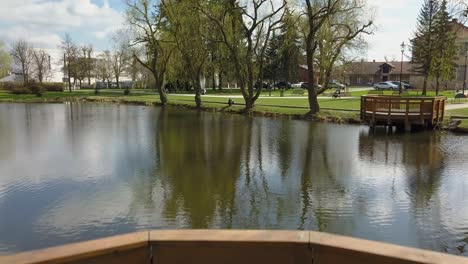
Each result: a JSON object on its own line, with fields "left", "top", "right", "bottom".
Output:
{"left": 405, "top": 121, "right": 411, "bottom": 132}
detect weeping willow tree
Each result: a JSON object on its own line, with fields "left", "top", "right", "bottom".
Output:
{"left": 162, "top": 0, "right": 209, "bottom": 108}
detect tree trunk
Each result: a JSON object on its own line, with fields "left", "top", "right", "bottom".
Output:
{"left": 435, "top": 77, "right": 439, "bottom": 96}
{"left": 422, "top": 75, "right": 428, "bottom": 96}
{"left": 116, "top": 76, "right": 120, "bottom": 89}
{"left": 212, "top": 70, "right": 216, "bottom": 90}
{"left": 195, "top": 75, "right": 202, "bottom": 108}
{"left": 155, "top": 73, "right": 167, "bottom": 106}
{"left": 68, "top": 67, "right": 72, "bottom": 93}
{"left": 218, "top": 71, "right": 223, "bottom": 91}
{"left": 245, "top": 97, "right": 254, "bottom": 111}
{"left": 306, "top": 40, "right": 320, "bottom": 114}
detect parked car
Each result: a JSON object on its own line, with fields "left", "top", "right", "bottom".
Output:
{"left": 390, "top": 81, "right": 413, "bottom": 90}
{"left": 95, "top": 82, "right": 108, "bottom": 89}
{"left": 292, "top": 82, "right": 305, "bottom": 88}
{"left": 254, "top": 81, "right": 271, "bottom": 89}
{"left": 274, "top": 81, "right": 291, "bottom": 89}
{"left": 328, "top": 80, "right": 346, "bottom": 90}
{"left": 374, "top": 81, "right": 399, "bottom": 90}
{"left": 301, "top": 82, "right": 323, "bottom": 89}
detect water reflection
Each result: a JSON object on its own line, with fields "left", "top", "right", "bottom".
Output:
{"left": 0, "top": 103, "right": 466, "bottom": 256}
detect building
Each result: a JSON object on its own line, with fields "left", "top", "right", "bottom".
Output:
{"left": 297, "top": 65, "right": 320, "bottom": 84}
{"left": 0, "top": 71, "right": 24, "bottom": 83}
{"left": 344, "top": 61, "right": 424, "bottom": 87}
{"left": 344, "top": 19, "right": 468, "bottom": 89}
{"left": 450, "top": 19, "right": 468, "bottom": 88}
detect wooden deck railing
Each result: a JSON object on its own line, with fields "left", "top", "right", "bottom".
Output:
{"left": 0, "top": 230, "right": 466, "bottom": 264}
{"left": 360, "top": 95, "right": 446, "bottom": 129}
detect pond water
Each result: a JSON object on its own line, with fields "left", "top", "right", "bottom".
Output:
{"left": 0, "top": 103, "right": 467, "bottom": 256}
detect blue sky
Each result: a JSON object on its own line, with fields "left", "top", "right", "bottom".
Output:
{"left": 0, "top": 0, "right": 432, "bottom": 61}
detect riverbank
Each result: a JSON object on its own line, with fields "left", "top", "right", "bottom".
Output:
{"left": 0, "top": 90, "right": 362, "bottom": 124}
{"left": 2, "top": 90, "right": 468, "bottom": 130}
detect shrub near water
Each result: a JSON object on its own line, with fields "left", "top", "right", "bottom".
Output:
{"left": 0, "top": 82, "right": 64, "bottom": 94}
{"left": 10, "top": 87, "right": 32, "bottom": 94}
{"left": 41, "top": 82, "right": 64, "bottom": 92}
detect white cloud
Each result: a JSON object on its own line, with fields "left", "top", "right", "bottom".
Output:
{"left": 0, "top": 0, "right": 124, "bottom": 49}
{"left": 365, "top": 0, "right": 422, "bottom": 61}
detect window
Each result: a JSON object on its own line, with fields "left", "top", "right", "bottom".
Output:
{"left": 382, "top": 65, "right": 390, "bottom": 74}
{"left": 460, "top": 42, "right": 468, "bottom": 56}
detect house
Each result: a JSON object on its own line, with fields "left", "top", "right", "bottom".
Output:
{"left": 297, "top": 65, "right": 320, "bottom": 84}
{"left": 0, "top": 71, "right": 25, "bottom": 83}
{"left": 344, "top": 61, "right": 424, "bottom": 87}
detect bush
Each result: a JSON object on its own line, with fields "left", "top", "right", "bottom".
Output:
{"left": 0, "top": 82, "right": 24, "bottom": 91}
{"left": 29, "top": 83, "right": 44, "bottom": 96}
{"left": 42, "top": 82, "right": 64, "bottom": 92}
{"left": 10, "top": 87, "right": 32, "bottom": 94}
{"left": 0, "top": 81, "right": 63, "bottom": 94}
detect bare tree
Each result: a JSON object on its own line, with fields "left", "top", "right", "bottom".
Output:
{"left": 126, "top": 0, "right": 174, "bottom": 106}
{"left": 199, "top": 0, "right": 286, "bottom": 110}
{"left": 111, "top": 31, "right": 131, "bottom": 93}
{"left": 85, "top": 45, "right": 94, "bottom": 86}
{"left": 315, "top": 0, "right": 373, "bottom": 93}
{"left": 96, "top": 50, "right": 113, "bottom": 89}
{"left": 302, "top": 0, "right": 372, "bottom": 113}
{"left": 11, "top": 40, "right": 33, "bottom": 83}
{"left": 32, "top": 49, "right": 51, "bottom": 83}
{"left": 60, "top": 34, "right": 78, "bottom": 92}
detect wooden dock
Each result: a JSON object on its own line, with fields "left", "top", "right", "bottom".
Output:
{"left": 0, "top": 230, "right": 466, "bottom": 264}
{"left": 360, "top": 95, "right": 446, "bottom": 131}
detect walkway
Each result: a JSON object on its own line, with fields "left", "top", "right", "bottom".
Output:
{"left": 445, "top": 103, "right": 468, "bottom": 110}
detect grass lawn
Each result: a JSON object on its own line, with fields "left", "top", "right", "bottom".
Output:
{"left": 0, "top": 89, "right": 361, "bottom": 122}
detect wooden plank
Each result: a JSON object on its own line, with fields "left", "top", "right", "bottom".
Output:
{"left": 1, "top": 230, "right": 466, "bottom": 264}
{"left": 149, "top": 230, "right": 309, "bottom": 244}
{"left": 0, "top": 232, "right": 149, "bottom": 264}
{"left": 308, "top": 231, "right": 467, "bottom": 264}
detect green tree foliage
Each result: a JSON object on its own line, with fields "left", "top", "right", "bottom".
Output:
{"left": 429, "top": 0, "right": 458, "bottom": 95}
{"left": 410, "top": 0, "right": 439, "bottom": 95}
{"left": 0, "top": 41, "right": 12, "bottom": 79}
{"left": 279, "top": 7, "right": 302, "bottom": 82}
{"left": 264, "top": 7, "right": 303, "bottom": 83}
{"left": 264, "top": 32, "right": 282, "bottom": 83}
{"left": 126, "top": 0, "right": 174, "bottom": 106}
{"left": 163, "top": 0, "right": 209, "bottom": 108}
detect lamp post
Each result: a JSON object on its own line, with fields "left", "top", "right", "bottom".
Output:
{"left": 399, "top": 42, "right": 406, "bottom": 95}
{"left": 464, "top": 51, "right": 468, "bottom": 95}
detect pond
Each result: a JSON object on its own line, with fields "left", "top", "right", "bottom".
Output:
{"left": 0, "top": 103, "right": 467, "bottom": 256}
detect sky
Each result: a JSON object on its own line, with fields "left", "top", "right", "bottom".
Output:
{"left": 0, "top": 0, "right": 429, "bottom": 62}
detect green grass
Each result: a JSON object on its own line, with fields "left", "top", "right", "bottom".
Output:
{"left": 0, "top": 89, "right": 361, "bottom": 122}
{"left": 447, "top": 107, "right": 468, "bottom": 116}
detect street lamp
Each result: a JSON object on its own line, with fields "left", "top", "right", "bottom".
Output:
{"left": 464, "top": 50, "right": 468, "bottom": 95}
{"left": 399, "top": 41, "right": 406, "bottom": 95}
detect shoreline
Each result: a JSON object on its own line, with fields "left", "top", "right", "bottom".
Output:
{"left": 0, "top": 93, "right": 363, "bottom": 124}
{"left": 1, "top": 91, "right": 467, "bottom": 133}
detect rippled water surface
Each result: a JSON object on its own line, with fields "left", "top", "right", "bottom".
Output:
{"left": 0, "top": 103, "right": 467, "bottom": 256}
